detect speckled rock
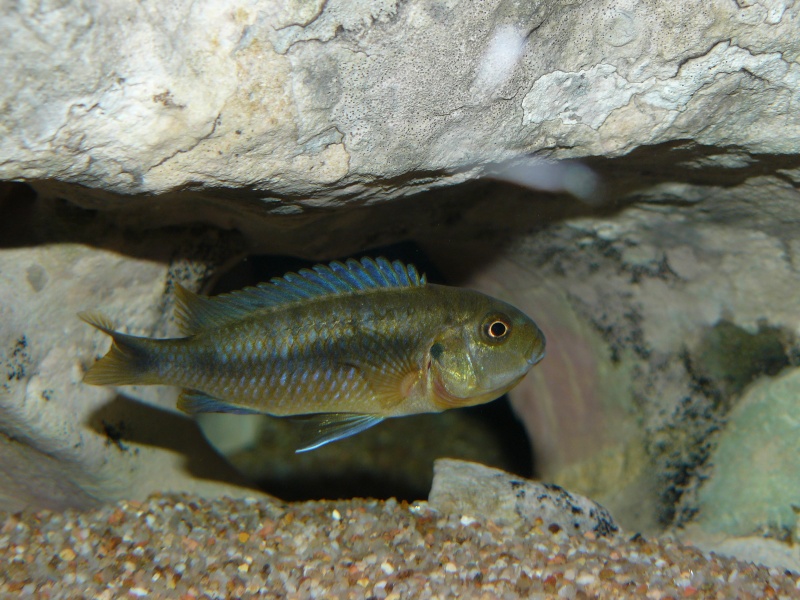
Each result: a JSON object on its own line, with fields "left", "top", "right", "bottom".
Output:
{"left": 0, "top": 200, "right": 261, "bottom": 511}
{"left": 3, "top": 0, "right": 798, "bottom": 219}
{"left": 428, "top": 459, "right": 620, "bottom": 539}
{"left": 429, "top": 177, "right": 800, "bottom": 535}
{"left": 693, "top": 368, "right": 800, "bottom": 539}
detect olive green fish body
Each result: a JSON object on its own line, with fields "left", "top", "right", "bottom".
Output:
{"left": 81, "top": 257, "right": 545, "bottom": 450}
{"left": 157, "top": 288, "right": 440, "bottom": 416}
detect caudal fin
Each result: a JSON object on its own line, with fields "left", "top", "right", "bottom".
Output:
{"left": 79, "top": 311, "right": 159, "bottom": 386}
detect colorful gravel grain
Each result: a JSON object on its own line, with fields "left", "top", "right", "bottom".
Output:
{"left": 1, "top": 494, "right": 799, "bottom": 599}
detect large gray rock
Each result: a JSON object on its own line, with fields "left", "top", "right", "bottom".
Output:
{"left": 427, "top": 174, "right": 800, "bottom": 535}
{"left": 0, "top": 208, "right": 263, "bottom": 511}
{"left": 677, "top": 368, "right": 800, "bottom": 573}
{"left": 2, "top": 0, "right": 798, "bottom": 214}
{"left": 429, "top": 459, "right": 620, "bottom": 538}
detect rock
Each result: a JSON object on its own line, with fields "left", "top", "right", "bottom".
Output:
{"left": 428, "top": 459, "right": 620, "bottom": 538}
{"left": 424, "top": 172, "right": 800, "bottom": 534}
{"left": 692, "top": 368, "right": 800, "bottom": 538}
{"left": 683, "top": 532, "right": 800, "bottom": 574}
{"left": 2, "top": 0, "right": 798, "bottom": 216}
{"left": 0, "top": 201, "right": 263, "bottom": 511}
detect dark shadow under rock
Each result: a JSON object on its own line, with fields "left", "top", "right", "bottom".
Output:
{"left": 214, "top": 398, "right": 532, "bottom": 502}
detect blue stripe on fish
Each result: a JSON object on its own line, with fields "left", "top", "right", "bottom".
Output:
{"left": 295, "top": 413, "right": 385, "bottom": 453}
{"left": 174, "top": 257, "right": 426, "bottom": 336}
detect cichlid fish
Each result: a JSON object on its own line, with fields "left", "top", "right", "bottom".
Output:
{"left": 80, "top": 257, "right": 545, "bottom": 451}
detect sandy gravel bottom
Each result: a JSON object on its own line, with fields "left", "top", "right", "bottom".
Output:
{"left": 2, "top": 494, "right": 799, "bottom": 599}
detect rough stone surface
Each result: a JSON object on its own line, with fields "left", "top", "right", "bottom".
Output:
{"left": 693, "top": 368, "right": 800, "bottom": 539}
{"left": 3, "top": 0, "right": 799, "bottom": 217}
{"left": 0, "top": 194, "right": 262, "bottom": 511}
{"left": 428, "top": 459, "right": 620, "bottom": 539}
{"left": 684, "top": 529, "right": 800, "bottom": 574}
{"left": 422, "top": 170, "right": 800, "bottom": 536}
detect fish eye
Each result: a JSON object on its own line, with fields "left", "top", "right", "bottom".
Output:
{"left": 483, "top": 315, "right": 511, "bottom": 342}
{"left": 489, "top": 321, "right": 508, "bottom": 337}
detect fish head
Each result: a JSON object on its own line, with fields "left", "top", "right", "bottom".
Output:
{"left": 429, "top": 292, "right": 545, "bottom": 409}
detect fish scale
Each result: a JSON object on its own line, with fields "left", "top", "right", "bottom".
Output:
{"left": 80, "top": 257, "right": 545, "bottom": 451}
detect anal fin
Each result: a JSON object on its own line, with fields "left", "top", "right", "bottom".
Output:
{"left": 294, "top": 413, "right": 384, "bottom": 453}
{"left": 177, "top": 390, "right": 261, "bottom": 416}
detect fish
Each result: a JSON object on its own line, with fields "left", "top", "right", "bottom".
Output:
{"left": 80, "top": 257, "right": 546, "bottom": 452}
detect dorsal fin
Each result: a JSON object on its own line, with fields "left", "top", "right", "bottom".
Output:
{"left": 174, "top": 257, "right": 426, "bottom": 335}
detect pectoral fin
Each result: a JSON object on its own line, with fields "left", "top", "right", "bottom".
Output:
{"left": 294, "top": 413, "right": 384, "bottom": 453}
{"left": 342, "top": 338, "right": 425, "bottom": 411}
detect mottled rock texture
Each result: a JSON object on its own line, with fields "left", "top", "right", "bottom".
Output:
{"left": 3, "top": 0, "right": 798, "bottom": 219}
{"left": 0, "top": 194, "right": 261, "bottom": 511}
{"left": 431, "top": 178, "right": 800, "bottom": 543}
{"left": 429, "top": 459, "right": 620, "bottom": 539}
{"left": 1, "top": 0, "right": 800, "bottom": 572}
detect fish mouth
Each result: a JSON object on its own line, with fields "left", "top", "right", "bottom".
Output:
{"left": 528, "top": 348, "right": 546, "bottom": 367}
{"left": 527, "top": 331, "right": 546, "bottom": 366}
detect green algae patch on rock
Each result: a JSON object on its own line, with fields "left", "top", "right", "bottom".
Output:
{"left": 689, "top": 320, "right": 791, "bottom": 403}
{"left": 695, "top": 368, "right": 800, "bottom": 537}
